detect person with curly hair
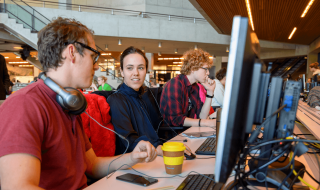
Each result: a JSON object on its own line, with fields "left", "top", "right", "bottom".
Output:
{"left": 211, "top": 67, "right": 226, "bottom": 109}
{"left": 160, "top": 49, "right": 216, "bottom": 128}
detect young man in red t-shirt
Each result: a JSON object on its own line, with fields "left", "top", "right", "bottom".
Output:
{"left": 0, "top": 17, "right": 157, "bottom": 190}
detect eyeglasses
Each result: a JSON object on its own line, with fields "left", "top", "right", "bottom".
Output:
{"left": 200, "top": 67, "right": 209, "bottom": 72}
{"left": 64, "top": 41, "right": 100, "bottom": 64}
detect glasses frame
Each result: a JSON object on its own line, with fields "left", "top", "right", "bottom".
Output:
{"left": 64, "top": 41, "right": 101, "bottom": 64}
{"left": 200, "top": 67, "right": 209, "bottom": 72}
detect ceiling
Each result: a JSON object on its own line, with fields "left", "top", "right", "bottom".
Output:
{"left": 190, "top": 0, "right": 320, "bottom": 45}
{"left": 94, "top": 35, "right": 291, "bottom": 57}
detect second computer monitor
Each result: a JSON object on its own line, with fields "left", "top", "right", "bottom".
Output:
{"left": 214, "top": 16, "right": 261, "bottom": 183}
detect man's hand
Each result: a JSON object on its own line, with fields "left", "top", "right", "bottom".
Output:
{"left": 156, "top": 145, "right": 163, "bottom": 156}
{"left": 130, "top": 141, "right": 157, "bottom": 163}
{"left": 201, "top": 77, "right": 216, "bottom": 95}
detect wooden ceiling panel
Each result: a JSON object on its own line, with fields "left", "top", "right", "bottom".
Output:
{"left": 195, "top": 0, "right": 320, "bottom": 45}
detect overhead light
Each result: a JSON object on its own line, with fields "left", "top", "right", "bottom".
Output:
{"left": 9, "top": 61, "right": 28, "bottom": 64}
{"left": 105, "top": 44, "right": 108, "bottom": 50}
{"left": 158, "top": 52, "right": 161, "bottom": 56}
{"left": 175, "top": 48, "right": 178, "bottom": 53}
{"left": 101, "top": 53, "right": 111, "bottom": 55}
{"left": 141, "top": 47, "right": 145, "bottom": 52}
{"left": 14, "top": 47, "right": 23, "bottom": 49}
{"left": 16, "top": 56, "right": 20, "bottom": 58}
{"left": 194, "top": 45, "right": 198, "bottom": 50}
{"left": 158, "top": 58, "right": 163, "bottom": 60}
{"left": 158, "top": 42, "right": 162, "bottom": 48}
{"left": 288, "top": 27, "right": 297, "bottom": 39}
{"left": 226, "top": 47, "right": 229, "bottom": 52}
{"left": 118, "top": 39, "right": 122, "bottom": 45}
{"left": 301, "top": 0, "right": 314, "bottom": 17}
{"left": 245, "top": 0, "right": 255, "bottom": 31}
{"left": 5, "top": 57, "right": 9, "bottom": 59}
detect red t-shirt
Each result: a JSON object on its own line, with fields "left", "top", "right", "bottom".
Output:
{"left": 0, "top": 80, "right": 92, "bottom": 189}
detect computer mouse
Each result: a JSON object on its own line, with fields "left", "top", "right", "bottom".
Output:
{"left": 184, "top": 152, "right": 196, "bottom": 160}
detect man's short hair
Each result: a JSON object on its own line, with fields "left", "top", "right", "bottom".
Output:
{"left": 37, "top": 17, "right": 94, "bottom": 72}
{"left": 309, "top": 62, "right": 319, "bottom": 69}
{"left": 180, "top": 49, "right": 213, "bottom": 75}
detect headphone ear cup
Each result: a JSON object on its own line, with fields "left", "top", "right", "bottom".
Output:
{"left": 68, "top": 93, "right": 87, "bottom": 115}
{"left": 56, "top": 87, "right": 87, "bottom": 115}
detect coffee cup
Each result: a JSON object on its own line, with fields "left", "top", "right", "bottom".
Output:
{"left": 161, "top": 142, "right": 186, "bottom": 175}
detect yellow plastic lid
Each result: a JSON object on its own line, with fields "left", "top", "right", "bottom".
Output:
{"left": 161, "top": 142, "right": 186, "bottom": 152}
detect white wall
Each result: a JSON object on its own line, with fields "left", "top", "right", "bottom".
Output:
{"left": 33, "top": 7, "right": 229, "bottom": 45}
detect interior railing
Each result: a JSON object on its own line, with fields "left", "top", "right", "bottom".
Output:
{"left": 21, "top": 0, "right": 208, "bottom": 24}
{"left": 0, "top": 0, "right": 128, "bottom": 83}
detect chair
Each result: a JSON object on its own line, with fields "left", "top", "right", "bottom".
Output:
{"left": 143, "top": 87, "right": 190, "bottom": 140}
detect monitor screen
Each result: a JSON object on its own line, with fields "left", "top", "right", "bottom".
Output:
{"left": 214, "top": 16, "right": 261, "bottom": 183}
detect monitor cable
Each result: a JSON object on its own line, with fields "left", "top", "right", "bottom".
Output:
{"left": 84, "top": 111, "right": 130, "bottom": 177}
{"left": 106, "top": 163, "right": 217, "bottom": 183}
{"left": 247, "top": 104, "right": 287, "bottom": 144}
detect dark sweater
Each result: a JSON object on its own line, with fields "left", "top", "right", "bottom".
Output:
{"left": 107, "top": 83, "right": 162, "bottom": 155}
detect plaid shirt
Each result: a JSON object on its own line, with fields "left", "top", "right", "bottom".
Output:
{"left": 160, "top": 74, "right": 203, "bottom": 127}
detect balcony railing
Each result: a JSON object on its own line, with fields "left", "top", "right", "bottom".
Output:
{"left": 22, "top": 0, "right": 208, "bottom": 24}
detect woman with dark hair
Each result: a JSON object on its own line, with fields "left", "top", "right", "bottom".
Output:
{"left": 107, "top": 46, "right": 163, "bottom": 155}
{"left": 211, "top": 67, "right": 226, "bottom": 109}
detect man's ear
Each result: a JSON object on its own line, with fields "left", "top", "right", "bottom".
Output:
{"left": 67, "top": 44, "right": 76, "bottom": 63}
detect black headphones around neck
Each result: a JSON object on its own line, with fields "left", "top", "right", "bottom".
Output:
{"left": 39, "top": 72, "right": 87, "bottom": 115}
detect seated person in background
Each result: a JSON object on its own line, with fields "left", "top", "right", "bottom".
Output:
{"left": 0, "top": 17, "right": 157, "bottom": 190}
{"left": 211, "top": 67, "right": 226, "bottom": 110}
{"left": 309, "top": 62, "right": 320, "bottom": 82}
{"left": 30, "top": 76, "right": 38, "bottom": 84}
{"left": 91, "top": 75, "right": 112, "bottom": 91}
{"left": 108, "top": 46, "right": 163, "bottom": 156}
{"left": 160, "top": 49, "right": 216, "bottom": 128}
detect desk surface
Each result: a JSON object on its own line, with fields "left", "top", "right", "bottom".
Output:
{"left": 293, "top": 123, "right": 320, "bottom": 190}
{"left": 296, "top": 101, "right": 320, "bottom": 140}
{"left": 86, "top": 118, "right": 320, "bottom": 190}
{"left": 85, "top": 127, "right": 217, "bottom": 190}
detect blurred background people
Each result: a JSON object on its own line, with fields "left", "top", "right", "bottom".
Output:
{"left": 91, "top": 75, "right": 112, "bottom": 91}
{"left": 309, "top": 62, "right": 320, "bottom": 83}
{"left": 0, "top": 54, "right": 10, "bottom": 100}
{"left": 211, "top": 67, "right": 226, "bottom": 110}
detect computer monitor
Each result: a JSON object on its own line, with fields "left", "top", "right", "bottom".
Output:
{"left": 214, "top": 16, "right": 261, "bottom": 183}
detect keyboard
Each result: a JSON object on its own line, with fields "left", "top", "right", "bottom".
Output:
{"left": 195, "top": 137, "right": 216, "bottom": 155}
{"left": 176, "top": 174, "right": 223, "bottom": 190}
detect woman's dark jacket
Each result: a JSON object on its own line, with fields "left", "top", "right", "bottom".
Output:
{"left": 107, "top": 83, "right": 162, "bottom": 155}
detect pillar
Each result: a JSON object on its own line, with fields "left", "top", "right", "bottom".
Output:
{"left": 59, "top": 0, "right": 72, "bottom": 10}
